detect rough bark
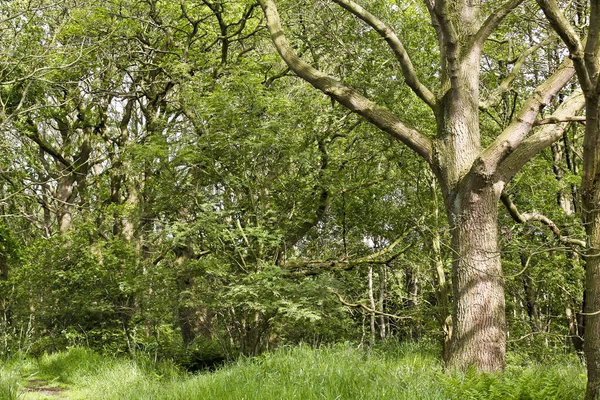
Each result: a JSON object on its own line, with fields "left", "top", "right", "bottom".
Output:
{"left": 445, "top": 182, "right": 506, "bottom": 371}
{"left": 583, "top": 99, "right": 600, "bottom": 400}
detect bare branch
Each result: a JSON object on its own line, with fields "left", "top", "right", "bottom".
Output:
{"left": 284, "top": 235, "right": 413, "bottom": 276}
{"left": 331, "top": 0, "right": 436, "bottom": 109}
{"left": 587, "top": 1, "right": 600, "bottom": 90}
{"left": 579, "top": 309, "right": 600, "bottom": 316}
{"left": 258, "top": 0, "right": 433, "bottom": 163}
{"left": 501, "top": 192, "right": 586, "bottom": 247}
{"left": 534, "top": 116, "right": 586, "bottom": 126}
{"left": 24, "top": 122, "right": 74, "bottom": 173}
{"left": 329, "top": 289, "right": 412, "bottom": 320}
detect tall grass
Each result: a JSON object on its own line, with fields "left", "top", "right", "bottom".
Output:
{"left": 0, "top": 369, "right": 21, "bottom": 400}
{"left": 2, "top": 343, "right": 586, "bottom": 400}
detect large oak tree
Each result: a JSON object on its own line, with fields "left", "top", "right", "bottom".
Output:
{"left": 258, "top": 0, "right": 585, "bottom": 371}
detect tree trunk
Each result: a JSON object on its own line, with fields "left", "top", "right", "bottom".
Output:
{"left": 428, "top": 171, "right": 452, "bottom": 359}
{"left": 56, "top": 166, "right": 75, "bottom": 233}
{"left": 445, "top": 183, "right": 506, "bottom": 371}
{"left": 521, "top": 254, "right": 542, "bottom": 333}
{"left": 368, "top": 265, "right": 376, "bottom": 345}
{"left": 434, "top": 45, "right": 506, "bottom": 371}
{"left": 378, "top": 264, "right": 387, "bottom": 340}
{"left": 175, "top": 246, "right": 198, "bottom": 346}
{"left": 584, "top": 219, "right": 600, "bottom": 400}
{"left": 583, "top": 97, "right": 600, "bottom": 400}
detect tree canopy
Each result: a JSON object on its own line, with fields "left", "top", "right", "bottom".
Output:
{"left": 0, "top": 0, "right": 598, "bottom": 396}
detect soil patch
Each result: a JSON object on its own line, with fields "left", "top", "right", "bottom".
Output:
{"left": 24, "top": 379, "right": 68, "bottom": 397}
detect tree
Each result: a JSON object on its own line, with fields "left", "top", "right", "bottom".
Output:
{"left": 258, "top": 0, "right": 585, "bottom": 371}
{"left": 535, "top": 1, "right": 600, "bottom": 398}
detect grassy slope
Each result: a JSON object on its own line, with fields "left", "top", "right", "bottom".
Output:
{"left": 0, "top": 343, "right": 586, "bottom": 400}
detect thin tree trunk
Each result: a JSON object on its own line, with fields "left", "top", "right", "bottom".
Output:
{"left": 521, "top": 254, "right": 541, "bottom": 333}
{"left": 174, "top": 247, "right": 198, "bottom": 345}
{"left": 378, "top": 264, "right": 387, "bottom": 340}
{"left": 56, "top": 166, "right": 75, "bottom": 233}
{"left": 368, "top": 264, "right": 376, "bottom": 345}
{"left": 429, "top": 172, "right": 451, "bottom": 360}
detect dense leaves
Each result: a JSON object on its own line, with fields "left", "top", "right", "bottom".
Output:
{"left": 0, "top": 0, "right": 591, "bottom": 384}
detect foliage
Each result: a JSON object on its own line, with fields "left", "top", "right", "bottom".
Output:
{"left": 0, "top": 344, "right": 586, "bottom": 400}
{"left": 0, "top": 0, "right": 590, "bottom": 382}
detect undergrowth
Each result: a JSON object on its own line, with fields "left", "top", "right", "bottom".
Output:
{"left": 0, "top": 343, "right": 586, "bottom": 400}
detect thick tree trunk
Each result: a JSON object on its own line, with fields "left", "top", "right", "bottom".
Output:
{"left": 435, "top": 48, "right": 506, "bottom": 371}
{"left": 446, "top": 184, "right": 506, "bottom": 371}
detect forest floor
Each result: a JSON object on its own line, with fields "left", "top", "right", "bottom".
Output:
{"left": 21, "top": 380, "right": 69, "bottom": 399}
{"left": 1, "top": 343, "right": 587, "bottom": 400}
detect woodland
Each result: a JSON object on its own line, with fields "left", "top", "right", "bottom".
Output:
{"left": 0, "top": 0, "right": 599, "bottom": 398}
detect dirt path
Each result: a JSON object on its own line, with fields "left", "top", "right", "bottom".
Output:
{"left": 22, "top": 379, "right": 69, "bottom": 399}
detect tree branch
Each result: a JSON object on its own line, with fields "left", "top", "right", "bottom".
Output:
{"left": 534, "top": 116, "right": 586, "bottom": 126}
{"left": 498, "top": 88, "right": 585, "bottom": 181}
{"left": 471, "top": 0, "right": 524, "bottom": 54}
{"left": 331, "top": 0, "right": 436, "bottom": 109}
{"left": 481, "top": 57, "right": 576, "bottom": 172}
{"left": 501, "top": 192, "right": 586, "bottom": 247}
{"left": 433, "top": 0, "right": 459, "bottom": 64}
{"left": 586, "top": 1, "right": 600, "bottom": 89}
{"left": 258, "top": 0, "right": 433, "bottom": 164}
{"left": 536, "top": 0, "right": 592, "bottom": 91}
{"left": 329, "top": 289, "right": 412, "bottom": 319}
{"left": 284, "top": 236, "right": 413, "bottom": 276}
{"left": 24, "top": 121, "right": 74, "bottom": 172}
{"left": 479, "top": 40, "right": 546, "bottom": 111}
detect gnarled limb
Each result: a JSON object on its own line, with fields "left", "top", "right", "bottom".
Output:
{"left": 258, "top": 0, "right": 433, "bottom": 164}
{"left": 501, "top": 192, "right": 586, "bottom": 247}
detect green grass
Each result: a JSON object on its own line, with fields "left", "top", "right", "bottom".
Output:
{"left": 0, "top": 343, "right": 586, "bottom": 400}
{"left": 0, "top": 368, "right": 20, "bottom": 400}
